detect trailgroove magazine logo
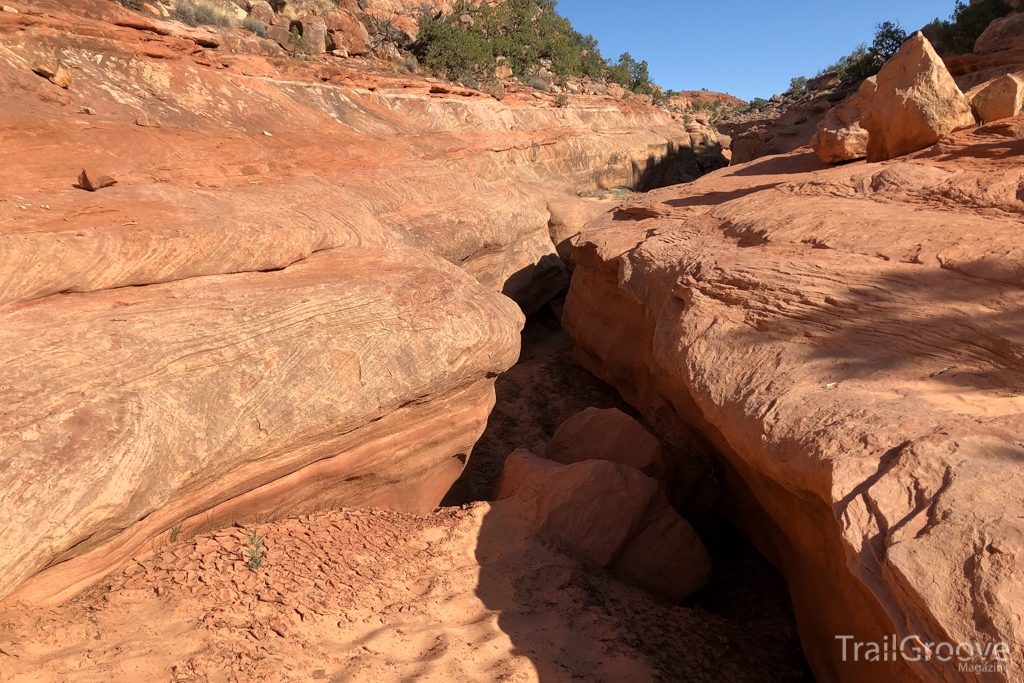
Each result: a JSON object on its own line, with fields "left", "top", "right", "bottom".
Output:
{"left": 836, "top": 635, "right": 1012, "bottom": 673}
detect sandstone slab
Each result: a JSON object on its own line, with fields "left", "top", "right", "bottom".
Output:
{"left": 564, "top": 135, "right": 1024, "bottom": 681}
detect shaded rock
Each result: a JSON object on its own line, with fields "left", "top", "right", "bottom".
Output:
{"left": 494, "top": 450, "right": 711, "bottom": 601}
{"left": 266, "top": 23, "right": 292, "bottom": 51}
{"left": 495, "top": 450, "right": 658, "bottom": 565}
{"left": 974, "top": 11, "right": 1024, "bottom": 55}
{"left": 294, "top": 14, "right": 327, "bottom": 55}
{"left": 811, "top": 76, "right": 875, "bottom": 163}
{"left": 861, "top": 32, "right": 974, "bottom": 161}
{"left": 32, "top": 58, "right": 71, "bottom": 89}
{"left": 324, "top": 8, "right": 370, "bottom": 55}
{"left": 545, "top": 407, "right": 665, "bottom": 479}
{"left": 77, "top": 169, "right": 117, "bottom": 191}
{"left": 610, "top": 495, "right": 712, "bottom": 602}
{"left": 971, "top": 74, "right": 1024, "bottom": 122}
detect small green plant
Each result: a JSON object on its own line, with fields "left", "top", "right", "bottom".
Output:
{"left": 242, "top": 16, "right": 268, "bottom": 38}
{"left": 245, "top": 528, "right": 267, "bottom": 570}
{"left": 789, "top": 76, "right": 807, "bottom": 97}
{"left": 170, "top": 523, "right": 183, "bottom": 543}
{"left": 288, "top": 25, "right": 308, "bottom": 52}
{"left": 555, "top": 92, "right": 569, "bottom": 107}
{"left": 749, "top": 97, "right": 769, "bottom": 111}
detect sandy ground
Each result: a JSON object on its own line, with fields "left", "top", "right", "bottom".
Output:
{"left": 0, "top": 502, "right": 810, "bottom": 683}
{"left": 0, "top": 305, "right": 813, "bottom": 683}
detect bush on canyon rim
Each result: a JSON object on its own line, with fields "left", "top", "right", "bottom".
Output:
{"left": 415, "top": 0, "right": 651, "bottom": 92}
{"left": 930, "top": 0, "right": 1015, "bottom": 54}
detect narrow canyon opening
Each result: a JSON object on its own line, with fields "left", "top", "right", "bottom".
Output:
{"left": 444, "top": 301, "right": 818, "bottom": 682}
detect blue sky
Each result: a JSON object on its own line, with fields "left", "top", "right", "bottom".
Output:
{"left": 555, "top": 0, "right": 957, "bottom": 101}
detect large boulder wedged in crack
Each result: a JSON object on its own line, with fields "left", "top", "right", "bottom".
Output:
{"left": 563, "top": 126, "right": 1024, "bottom": 682}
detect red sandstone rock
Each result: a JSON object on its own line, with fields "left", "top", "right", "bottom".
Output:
{"left": 494, "top": 450, "right": 711, "bottom": 600}
{"left": 545, "top": 407, "right": 665, "bottom": 479}
{"left": 862, "top": 33, "right": 974, "bottom": 161}
{"left": 971, "top": 74, "right": 1024, "bottom": 122}
{"left": 324, "top": 8, "right": 370, "bottom": 55}
{"left": 811, "top": 76, "right": 874, "bottom": 163}
{"left": 564, "top": 128, "right": 1024, "bottom": 681}
{"left": 0, "top": 0, "right": 706, "bottom": 607}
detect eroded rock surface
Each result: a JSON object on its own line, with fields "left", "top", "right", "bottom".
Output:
{"left": 0, "top": 0, "right": 714, "bottom": 605}
{"left": 564, "top": 123, "right": 1024, "bottom": 681}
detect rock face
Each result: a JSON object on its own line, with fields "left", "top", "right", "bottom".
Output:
{"left": 971, "top": 74, "right": 1024, "bottom": 122}
{"left": 0, "top": 0, "right": 712, "bottom": 606}
{"left": 974, "top": 12, "right": 1024, "bottom": 55}
{"left": 563, "top": 127, "right": 1024, "bottom": 681}
{"left": 862, "top": 33, "right": 974, "bottom": 162}
{"left": 494, "top": 450, "right": 711, "bottom": 601}
{"left": 545, "top": 407, "right": 665, "bottom": 477}
{"left": 324, "top": 8, "right": 370, "bottom": 55}
{"left": 811, "top": 77, "right": 875, "bottom": 163}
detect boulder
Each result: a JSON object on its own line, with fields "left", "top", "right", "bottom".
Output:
{"left": 247, "top": 0, "right": 274, "bottom": 24}
{"left": 811, "top": 76, "right": 875, "bottom": 163}
{"left": 610, "top": 495, "right": 712, "bottom": 602}
{"left": 294, "top": 14, "right": 327, "bottom": 54}
{"left": 545, "top": 407, "right": 665, "bottom": 479}
{"left": 861, "top": 32, "right": 974, "bottom": 162}
{"left": 266, "top": 24, "right": 292, "bottom": 51}
{"left": 974, "top": 11, "right": 1024, "bottom": 55}
{"left": 495, "top": 64, "right": 513, "bottom": 80}
{"left": 970, "top": 74, "right": 1024, "bottom": 122}
{"left": 545, "top": 197, "right": 612, "bottom": 266}
{"left": 494, "top": 450, "right": 711, "bottom": 600}
{"left": 32, "top": 58, "right": 71, "bottom": 89}
{"left": 324, "top": 9, "right": 369, "bottom": 56}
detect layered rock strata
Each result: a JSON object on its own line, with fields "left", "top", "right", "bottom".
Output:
{"left": 564, "top": 124, "right": 1024, "bottom": 682}
{"left": 0, "top": 0, "right": 719, "bottom": 604}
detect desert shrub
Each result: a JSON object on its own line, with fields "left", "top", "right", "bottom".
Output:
{"left": 933, "top": 0, "right": 1014, "bottom": 54}
{"left": 368, "top": 13, "right": 408, "bottom": 50}
{"left": 288, "top": 25, "right": 308, "bottom": 51}
{"left": 818, "top": 20, "right": 908, "bottom": 84}
{"left": 789, "top": 75, "right": 807, "bottom": 98}
{"left": 555, "top": 92, "right": 569, "bottom": 107}
{"left": 749, "top": 97, "right": 769, "bottom": 111}
{"left": 242, "top": 15, "right": 268, "bottom": 37}
{"left": 414, "top": 0, "right": 657, "bottom": 92}
{"left": 174, "top": 0, "right": 231, "bottom": 27}
{"left": 607, "top": 52, "right": 652, "bottom": 94}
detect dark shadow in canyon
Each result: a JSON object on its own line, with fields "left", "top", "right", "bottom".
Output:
{"left": 635, "top": 140, "right": 731, "bottom": 192}
{"left": 662, "top": 182, "right": 782, "bottom": 209}
{"left": 729, "top": 151, "right": 830, "bottom": 177}
{"left": 450, "top": 300, "right": 817, "bottom": 682}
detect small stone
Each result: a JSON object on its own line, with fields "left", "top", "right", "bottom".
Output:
{"left": 77, "top": 170, "right": 117, "bottom": 192}
{"left": 32, "top": 57, "right": 72, "bottom": 89}
{"left": 79, "top": 106, "right": 96, "bottom": 115}
{"left": 140, "top": 2, "right": 160, "bottom": 16}
{"left": 135, "top": 113, "right": 161, "bottom": 128}
{"left": 1, "top": 5, "right": 18, "bottom": 12}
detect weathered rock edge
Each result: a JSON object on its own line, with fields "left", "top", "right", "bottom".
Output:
{"left": 563, "top": 142, "right": 1024, "bottom": 683}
